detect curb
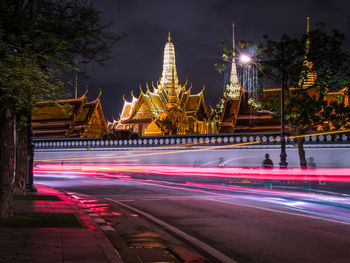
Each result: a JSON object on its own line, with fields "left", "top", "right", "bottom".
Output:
{"left": 41, "top": 185, "right": 124, "bottom": 263}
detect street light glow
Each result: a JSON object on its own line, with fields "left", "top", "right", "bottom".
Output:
{"left": 240, "top": 54, "right": 252, "bottom": 63}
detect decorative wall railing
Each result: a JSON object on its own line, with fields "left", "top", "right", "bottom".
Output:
{"left": 33, "top": 132, "right": 350, "bottom": 150}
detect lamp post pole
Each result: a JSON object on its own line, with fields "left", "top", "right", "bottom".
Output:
{"left": 26, "top": 112, "right": 37, "bottom": 192}
{"left": 239, "top": 51, "right": 288, "bottom": 168}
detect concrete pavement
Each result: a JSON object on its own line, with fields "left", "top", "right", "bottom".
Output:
{"left": 0, "top": 184, "right": 123, "bottom": 263}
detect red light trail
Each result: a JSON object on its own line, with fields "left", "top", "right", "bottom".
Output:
{"left": 34, "top": 163, "right": 350, "bottom": 183}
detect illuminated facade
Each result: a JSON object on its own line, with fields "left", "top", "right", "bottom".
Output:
{"left": 113, "top": 33, "right": 217, "bottom": 136}
{"left": 32, "top": 89, "right": 107, "bottom": 138}
{"left": 112, "top": 18, "right": 348, "bottom": 137}
{"left": 31, "top": 19, "right": 347, "bottom": 139}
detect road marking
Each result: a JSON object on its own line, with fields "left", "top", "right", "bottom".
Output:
{"left": 105, "top": 198, "right": 238, "bottom": 263}
{"left": 210, "top": 198, "right": 350, "bottom": 226}
{"left": 141, "top": 198, "right": 162, "bottom": 201}
{"left": 100, "top": 225, "right": 115, "bottom": 231}
{"left": 114, "top": 199, "right": 135, "bottom": 202}
{"left": 94, "top": 218, "right": 106, "bottom": 223}
{"left": 88, "top": 213, "right": 100, "bottom": 217}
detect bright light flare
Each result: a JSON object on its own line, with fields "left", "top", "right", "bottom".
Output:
{"left": 240, "top": 54, "right": 252, "bottom": 64}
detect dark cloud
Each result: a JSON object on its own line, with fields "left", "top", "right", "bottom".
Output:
{"left": 78, "top": 0, "right": 350, "bottom": 121}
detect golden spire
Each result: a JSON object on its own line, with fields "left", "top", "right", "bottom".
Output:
{"left": 300, "top": 16, "right": 317, "bottom": 89}
{"left": 232, "top": 23, "right": 235, "bottom": 54}
{"left": 160, "top": 32, "right": 179, "bottom": 90}
{"left": 305, "top": 17, "right": 311, "bottom": 53}
{"left": 225, "top": 23, "right": 241, "bottom": 100}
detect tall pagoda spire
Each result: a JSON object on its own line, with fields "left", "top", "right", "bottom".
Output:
{"left": 160, "top": 32, "right": 179, "bottom": 92}
{"left": 300, "top": 16, "right": 317, "bottom": 89}
{"left": 224, "top": 23, "right": 241, "bottom": 99}
{"left": 305, "top": 16, "right": 311, "bottom": 54}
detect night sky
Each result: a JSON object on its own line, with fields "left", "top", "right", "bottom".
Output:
{"left": 78, "top": 0, "right": 350, "bottom": 121}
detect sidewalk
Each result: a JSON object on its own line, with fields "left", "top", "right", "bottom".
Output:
{"left": 0, "top": 184, "right": 123, "bottom": 263}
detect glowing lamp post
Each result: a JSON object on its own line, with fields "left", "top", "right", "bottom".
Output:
{"left": 239, "top": 54, "right": 288, "bottom": 169}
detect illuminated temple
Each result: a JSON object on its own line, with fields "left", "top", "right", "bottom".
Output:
{"left": 111, "top": 30, "right": 243, "bottom": 136}
{"left": 32, "top": 18, "right": 348, "bottom": 139}
{"left": 32, "top": 89, "right": 107, "bottom": 138}
{"left": 111, "top": 19, "right": 348, "bottom": 137}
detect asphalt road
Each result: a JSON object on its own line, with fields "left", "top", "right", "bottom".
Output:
{"left": 34, "top": 151, "right": 350, "bottom": 263}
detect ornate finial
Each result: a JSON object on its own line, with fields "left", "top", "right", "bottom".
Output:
{"left": 307, "top": 17, "right": 310, "bottom": 34}
{"left": 139, "top": 84, "right": 143, "bottom": 93}
{"left": 232, "top": 23, "right": 235, "bottom": 51}
{"left": 82, "top": 84, "right": 88, "bottom": 98}
{"left": 168, "top": 32, "right": 171, "bottom": 42}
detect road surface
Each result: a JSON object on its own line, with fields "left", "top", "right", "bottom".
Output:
{"left": 34, "top": 150, "right": 350, "bottom": 263}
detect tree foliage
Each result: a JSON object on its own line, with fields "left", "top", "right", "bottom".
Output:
{"left": 216, "top": 22, "right": 350, "bottom": 167}
{"left": 1, "top": 0, "right": 123, "bottom": 114}
{"left": 0, "top": 0, "right": 122, "bottom": 217}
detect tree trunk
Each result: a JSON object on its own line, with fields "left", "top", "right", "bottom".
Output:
{"left": 0, "top": 106, "right": 15, "bottom": 217}
{"left": 14, "top": 124, "right": 28, "bottom": 195}
{"left": 297, "top": 137, "right": 307, "bottom": 168}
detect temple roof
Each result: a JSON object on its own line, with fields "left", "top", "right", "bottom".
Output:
{"left": 32, "top": 91, "right": 87, "bottom": 122}
{"left": 32, "top": 90, "right": 106, "bottom": 138}
{"left": 120, "top": 95, "right": 138, "bottom": 119}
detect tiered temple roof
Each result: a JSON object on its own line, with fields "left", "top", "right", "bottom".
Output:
{"left": 32, "top": 90, "right": 107, "bottom": 138}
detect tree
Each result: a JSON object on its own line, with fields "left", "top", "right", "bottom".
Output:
{"left": 260, "top": 23, "right": 350, "bottom": 168}
{"left": 0, "top": 0, "right": 123, "bottom": 217}
{"left": 216, "top": 22, "right": 350, "bottom": 168}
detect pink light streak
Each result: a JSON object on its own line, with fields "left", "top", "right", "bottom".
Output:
{"left": 34, "top": 163, "right": 350, "bottom": 183}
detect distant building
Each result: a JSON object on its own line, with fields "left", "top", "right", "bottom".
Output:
{"left": 32, "top": 90, "right": 107, "bottom": 138}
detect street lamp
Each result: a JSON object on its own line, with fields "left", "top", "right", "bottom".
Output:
{"left": 239, "top": 54, "right": 288, "bottom": 168}
{"left": 239, "top": 54, "right": 252, "bottom": 64}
